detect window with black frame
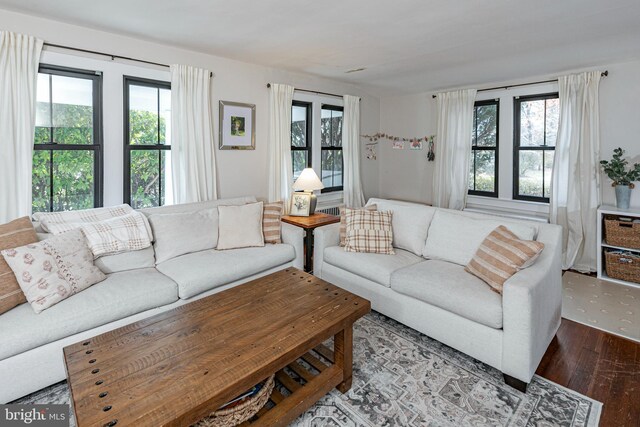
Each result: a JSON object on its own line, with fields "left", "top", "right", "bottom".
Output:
{"left": 513, "top": 93, "right": 559, "bottom": 202}
{"left": 320, "top": 105, "right": 343, "bottom": 192}
{"left": 291, "top": 101, "right": 312, "bottom": 181}
{"left": 124, "top": 76, "right": 171, "bottom": 208}
{"left": 469, "top": 99, "right": 499, "bottom": 197}
{"left": 33, "top": 65, "right": 103, "bottom": 213}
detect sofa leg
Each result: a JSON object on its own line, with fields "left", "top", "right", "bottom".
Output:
{"left": 503, "top": 374, "right": 528, "bottom": 393}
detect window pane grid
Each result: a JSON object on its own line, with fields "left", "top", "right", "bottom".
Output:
{"left": 33, "top": 66, "right": 102, "bottom": 213}
{"left": 320, "top": 105, "right": 343, "bottom": 192}
{"left": 469, "top": 100, "right": 498, "bottom": 197}
{"left": 514, "top": 93, "right": 558, "bottom": 202}
{"left": 124, "top": 77, "right": 171, "bottom": 208}
{"left": 291, "top": 101, "right": 312, "bottom": 181}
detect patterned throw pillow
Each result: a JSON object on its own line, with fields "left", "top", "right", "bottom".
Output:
{"left": 263, "top": 201, "right": 283, "bottom": 244}
{"left": 344, "top": 208, "right": 395, "bottom": 255}
{"left": 339, "top": 204, "right": 377, "bottom": 246}
{"left": 465, "top": 225, "right": 545, "bottom": 294}
{"left": 1, "top": 229, "right": 106, "bottom": 314}
{"left": 0, "top": 217, "right": 38, "bottom": 315}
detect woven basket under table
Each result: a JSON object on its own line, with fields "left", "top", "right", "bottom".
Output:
{"left": 194, "top": 375, "right": 275, "bottom": 427}
{"left": 605, "top": 251, "right": 640, "bottom": 284}
{"left": 604, "top": 215, "right": 640, "bottom": 249}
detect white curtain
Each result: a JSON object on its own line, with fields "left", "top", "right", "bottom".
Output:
{"left": 432, "top": 89, "right": 477, "bottom": 210}
{"left": 170, "top": 64, "right": 217, "bottom": 204}
{"left": 0, "top": 32, "right": 42, "bottom": 223}
{"left": 342, "top": 94, "right": 366, "bottom": 207}
{"left": 267, "top": 83, "right": 295, "bottom": 210}
{"left": 550, "top": 71, "right": 602, "bottom": 272}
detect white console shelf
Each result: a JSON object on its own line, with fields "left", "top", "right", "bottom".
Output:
{"left": 597, "top": 204, "right": 640, "bottom": 287}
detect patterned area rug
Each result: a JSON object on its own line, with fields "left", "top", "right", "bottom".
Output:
{"left": 14, "top": 312, "right": 602, "bottom": 426}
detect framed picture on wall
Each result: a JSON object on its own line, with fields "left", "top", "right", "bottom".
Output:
{"left": 289, "top": 192, "right": 311, "bottom": 216}
{"left": 219, "top": 101, "right": 256, "bottom": 150}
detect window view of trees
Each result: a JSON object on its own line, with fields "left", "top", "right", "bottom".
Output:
{"left": 514, "top": 94, "right": 558, "bottom": 201}
{"left": 32, "top": 69, "right": 101, "bottom": 213}
{"left": 469, "top": 101, "right": 498, "bottom": 196}
{"left": 320, "top": 106, "right": 343, "bottom": 191}
{"left": 125, "top": 79, "right": 172, "bottom": 209}
{"left": 291, "top": 102, "right": 311, "bottom": 180}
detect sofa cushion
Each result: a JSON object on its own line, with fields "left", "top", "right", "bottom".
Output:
{"left": 390, "top": 260, "right": 503, "bottom": 329}
{"left": 323, "top": 246, "right": 422, "bottom": 287}
{"left": 0, "top": 268, "right": 178, "bottom": 361}
{"left": 217, "top": 202, "right": 265, "bottom": 250}
{"left": 148, "top": 208, "right": 218, "bottom": 263}
{"left": 138, "top": 196, "right": 256, "bottom": 217}
{"left": 423, "top": 209, "right": 538, "bottom": 266}
{"left": 366, "top": 198, "right": 436, "bottom": 256}
{"left": 344, "top": 209, "right": 395, "bottom": 255}
{"left": 2, "top": 229, "right": 106, "bottom": 314}
{"left": 156, "top": 245, "right": 295, "bottom": 299}
{"left": 0, "top": 217, "right": 38, "bottom": 315}
{"left": 94, "top": 247, "right": 155, "bottom": 274}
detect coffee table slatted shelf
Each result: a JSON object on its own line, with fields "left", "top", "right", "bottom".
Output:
{"left": 238, "top": 344, "right": 334, "bottom": 426}
{"left": 63, "top": 268, "right": 369, "bottom": 427}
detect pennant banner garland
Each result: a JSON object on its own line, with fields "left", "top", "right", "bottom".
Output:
{"left": 361, "top": 133, "right": 436, "bottom": 161}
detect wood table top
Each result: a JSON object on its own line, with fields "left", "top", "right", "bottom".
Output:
{"left": 281, "top": 212, "right": 340, "bottom": 229}
{"left": 64, "top": 268, "right": 370, "bottom": 427}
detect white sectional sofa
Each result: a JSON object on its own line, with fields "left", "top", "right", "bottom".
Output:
{"left": 0, "top": 196, "right": 304, "bottom": 403}
{"left": 313, "top": 198, "right": 562, "bottom": 391}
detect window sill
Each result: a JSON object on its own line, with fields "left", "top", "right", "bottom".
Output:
{"left": 465, "top": 195, "right": 549, "bottom": 222}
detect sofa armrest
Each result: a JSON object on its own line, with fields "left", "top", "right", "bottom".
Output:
{"left": 281, "top": 222, "right": 304, "bottom": 270}
{"left": 313, "top": 223, "right": 341, "bottom": 278}
{"left": 501, "top": 224, "right": 563, "bottom": 383}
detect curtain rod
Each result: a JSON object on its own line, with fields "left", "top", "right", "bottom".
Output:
{"left": 431, "top": 70, "right": 608, "bottom": 98}
{"left": 266, "top": 83, "right": 359, "bottom": 100}
{"left": 43, "top": 42, "right": 213, "bottom": 77}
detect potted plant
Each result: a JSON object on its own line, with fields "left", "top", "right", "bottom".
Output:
{"left": 600, "top": 147, "right": 640, "bottom": 209}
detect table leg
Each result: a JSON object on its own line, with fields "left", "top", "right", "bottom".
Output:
{"left": 304, "top": 229, "right": 313, "bottom": 273}
{"left": 334, "top": 326, "right": 353, "bottom": 393}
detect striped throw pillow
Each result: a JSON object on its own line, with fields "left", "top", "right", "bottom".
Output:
{"left": 339, "top": 204, "right": 377, "bottom": 246}
{"left": 465, "top": 225, "right": 545, "bottom": 294}
{"left": 344, "top": 208, "right": 395, "bottom": 255}
{"left": 0, "top": 217, "right": 38, "bottom": 315}
{"left": 263, "top": 201, "right": 283, "bottom": 244}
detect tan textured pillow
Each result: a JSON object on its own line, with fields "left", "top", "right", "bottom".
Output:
{"left": 0, "top": 217, "right": 38, "bottom": 315}
{"left": 1, "top": 229, "right": 106, "bottom": 313}
{"left": 339, "top": 204, "right": 377, "bottom": 246}
{"left": 217, "top": 202, "right": 265, "bottom": 250}
{"left": 465, "top": 225, "right": 545, "bottom": 294}
{"left": 263, "top": 201, "right": 283, "bottom": 244}
{"left": 344, "top": 208, "right": 395, "bottom": 255}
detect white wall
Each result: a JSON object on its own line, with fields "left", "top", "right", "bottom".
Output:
{"left": 378, "top": 59, "right": 640, "bottom": 212}
{"left": 0, "top": 9, "right": 380, "bottom": 206}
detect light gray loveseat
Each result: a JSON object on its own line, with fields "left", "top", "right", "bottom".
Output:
{"left": 0, "top": 196, "right": 303, "bottom": 403}
{"left": 313, "top": 198, "right": 562, "bottom": 391}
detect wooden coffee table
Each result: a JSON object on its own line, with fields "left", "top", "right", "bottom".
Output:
{"left": 63, "top": 268, "right": 370, "bottom": 426}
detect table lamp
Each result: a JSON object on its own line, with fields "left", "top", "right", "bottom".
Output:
{"left": 293, "top": 168, "right": 325, "bottom": 214}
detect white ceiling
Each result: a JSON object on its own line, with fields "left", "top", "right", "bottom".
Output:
{"left": 1, "top": 0, "right": 640, "bottom": 95}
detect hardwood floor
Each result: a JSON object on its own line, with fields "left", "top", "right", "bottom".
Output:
{"left": 536, "top": 319, "right": 640, "bottom": 427}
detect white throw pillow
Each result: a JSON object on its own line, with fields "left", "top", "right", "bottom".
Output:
{"left": 217, "top": 202, "right": 265, "bottom": 250}
{"left": 366, "top": 198, "right": 436, "bottom": 256}
{"left": 423, "top": 209, "right": 538, "bottom": 266}
{"left": 148, "top": 208, "right": 219, "bottom": 264}
{"left": 1, "top": 229, "right": 106, "bottom": 314}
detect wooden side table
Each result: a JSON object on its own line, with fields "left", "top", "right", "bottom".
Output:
{"left": 282, "top": 212, "right": 340, "bottom": 272}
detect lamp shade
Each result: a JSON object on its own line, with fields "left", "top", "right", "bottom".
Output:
{"left": 293, "top": 168, "right": 324, "bottom": 191}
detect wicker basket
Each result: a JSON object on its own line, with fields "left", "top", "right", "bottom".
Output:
{"left": 605, "top": 250, "right": 640, "bottom": 284}
{"left": 194, "top": 375, "right": 275, "bottom": 427}
{"left": 604, "top": 215, "right": 640, "bottom": 249}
